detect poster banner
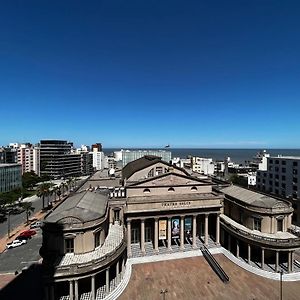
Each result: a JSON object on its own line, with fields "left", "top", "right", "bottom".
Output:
{"left": 159, "top": 220, "right": 167, "bottom": 240}
{"left": 171, "top": 218, "right": 180, "bottom": 239}
{"left": 184, "top": 217, "right": 192, "bottom": 238}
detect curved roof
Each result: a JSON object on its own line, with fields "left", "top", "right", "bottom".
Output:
{"left": 221, "top": 185, "right": 290, "bottom": 209}
{"left": 45, "top": 190, "right": 108, "bottom": 224}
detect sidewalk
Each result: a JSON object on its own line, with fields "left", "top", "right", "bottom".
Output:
{"left": 0, "top": 194, "right": 68, "bottom": 254}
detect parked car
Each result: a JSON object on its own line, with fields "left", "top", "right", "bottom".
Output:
{"left": 18, "top": 229, "right": 36, "bottom": 238}
{"left": 16, "top": 235, "right": 31, "bottom": 241}
{"left": 6, "top": 239, "right": 27, "bottom": 249}
{"left": 30, "top": 221, "right": 42, "bottom": 229}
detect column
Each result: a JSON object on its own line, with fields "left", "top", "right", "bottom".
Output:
{"left": 228, "top": 234, "right": 231, "bottom": 252}
{"left": 291, "top": 251, "right": 294, "bottom": 272}
{"left": 49, "top": 286, "right": 55, "bottom": 300}
{"left": 261, "top": 248, "right": 265, "bottom": 270}
{"left": 288, "top": 251, "right": 292, "bottom": 273}
{"left": 168, "top": 217, "right": 172, "bottom": 250}
{"left": 141, "top": 219, "right": 145, "bottom": 254}
{"left": 192, "top": 215, "right": 197, "bottom": 249}
{"left": 91, "top": 276, "right": 95, "bottom": 300}
{"left": 180, "top": 216, "right": 185, "bottom": 250}
{"left": 44, "top": 286, "right": 49, "bottom": 300}
{"left": 116, "top": 261, "right": 120, "bottom": 284}
{"left": 154, "top": 218, "right": 159, "bottom": 252}
{"left": 248, "top": 244, "right": 251, "bottom": 264}
{"left": 216, "top": 214, "right": 220, "bottom": 245}
{"left": 106, "top": 268, "right": 110, "bottom": 294}
{"left": 204, "top": 214, "right": 209, "bottom": 246}
{"left": 275, "top": 251, "right": 279, "bottom": 272}
{"left": 127, "top": 220, "right": 132, "bottom": 257}
{"left": 69, "top": 281, "right": 74, "bottom": 300}
{"left": 236, "top": 240, "right": 239, "bottom": 258}
{"left": 74, "top": 280, "right": 79, "bottom": 300}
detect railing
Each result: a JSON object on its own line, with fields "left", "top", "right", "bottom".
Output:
{"left": 200, "top": 245, "right": 229, "bottom": 283}
{"left": 220, "top": 217, "right": 300, "bottom": 246}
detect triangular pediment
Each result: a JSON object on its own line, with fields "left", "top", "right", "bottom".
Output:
{"left": 128, "top": 172, "right": 211, "bottom": 187}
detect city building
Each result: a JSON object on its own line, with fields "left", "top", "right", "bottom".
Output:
{"left": 0, "top": 147, "right": 17, "bottom": 164}
{"left": 256, "top": 156, "right": 300, "bottom": 225}
{"left": 40, "top": 156, "right": 300, "bottom": 300}
{"left": 190, "top": 157, "right": 215, "bottom": 175}
{"left": 121, "top": 149, "right": 171, "bottom": 167}
{"left": 39, "top": 140, "right": 81, "bottom": 179}
{"left": 92, "top": 149, "right": 105, "bottom": 171}
{"left": 0, "top": 163, "right": 22, "bottom": 193}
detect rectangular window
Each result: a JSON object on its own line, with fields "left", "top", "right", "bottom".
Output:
{"left": 269, "top": 174, "right": 273, "bottom": 179}
{"left": 94, "top": 231, "right": 101, "bottom": 248}
{"left": 275, "top": 160, "right": 279, "bottom": 164}
{"left": 269, "top": 159, "right": 273, "bottom": 164}
{"left": 282, "top": 175, "right": 286, "bottom": 181}
{"left": 293, "top": 177, "right": 298, "bottom": 183}
{"left": 275, "top": 174, "right": 279, "bottom": 179}
{"left": 253, "top": 218, "right": 261, "bottom": 231}
{"left": 282, "top": 168, "right": 286, "bottom": 173}
{"left": 65, "top": 238, "right": 74, "bottom": 253}
{"left": 293, "top": 169, "right": 298, "bottom": 175}
{"left": 282, "top": 160, "right": 286, "bottom": 165}
{"left": 293, "top": 161, "right": 298, "bottom": 167}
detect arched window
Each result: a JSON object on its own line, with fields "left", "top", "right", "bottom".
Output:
{"left": 148, "top": 168, "right": 154, "bottom": 177}
{"left": 168, "top": 187, "right": 175, "bottom": 192}
{"left": 143, "top": 188, "right": 151, "bottom": 193}
{"left": 191, "top": 186, "right": 198, "bottom": 191}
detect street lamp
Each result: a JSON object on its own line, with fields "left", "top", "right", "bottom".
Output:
{"left": 160, "top": 289, "right": 168, "bottom": 300}
{"left": 7, "top": 209, "right": 11, "bottom": 238}
{"left": 279, "top": 269, "right": 283, "bottom": 300}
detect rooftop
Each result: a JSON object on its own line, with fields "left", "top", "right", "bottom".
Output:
{"left": 221, "top": 185, "right": 290, "bottom": 209}
{"left": 119, "top": 255, "right": 300, "bottom": 300}
{"left": 270, "top": 156, "right": 300, "bottom": 160}
{"left": 45, "top": 190, "right": 108, "bottom": 223}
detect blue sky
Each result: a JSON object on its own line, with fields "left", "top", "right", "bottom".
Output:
{"left": 1, "top": 0, "right": 300, "bottom": 148}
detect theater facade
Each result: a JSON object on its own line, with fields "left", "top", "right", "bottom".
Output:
{"left": 41, "top": 156, "right": 300, "bottom": 300}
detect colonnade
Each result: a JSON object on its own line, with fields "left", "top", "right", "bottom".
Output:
{"left": 44, "top": 256, "right": 126, "bottom": 300}
{"left": 223, "top": 229, "right": 296, "bottom": 273}
{"left": 127, "top": 213, "right": 220, "bottom": 257}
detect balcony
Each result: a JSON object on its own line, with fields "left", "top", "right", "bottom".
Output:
{"left": 220, "top": 214, "right": 300, "bottom": 248}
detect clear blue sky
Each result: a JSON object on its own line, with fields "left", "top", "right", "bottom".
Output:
{"left": 1, "top": 1, "right": 300, "bottom": 148}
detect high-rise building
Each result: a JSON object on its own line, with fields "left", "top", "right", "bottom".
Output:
{"left": 91, "top": 143, "right": 102, "bottom": 152}
{"left": 256, "top": 156, "right": 300, "bottom": 225}
{"left": 39, "top": 140, "right": 81, "bottom": 179}
{"left": 122, "top": 149, "right": 172, "bottom": 167}
{"left": 0, "top": 163, "right": 22, "bottom": 193}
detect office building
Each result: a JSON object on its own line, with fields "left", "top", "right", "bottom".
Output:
{"left": 0, "top": 163, "right": 22, "bottom": 193}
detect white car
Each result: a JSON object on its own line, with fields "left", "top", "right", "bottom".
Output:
{"left": 6, "top": 239, "right": 27, "bottom": 249}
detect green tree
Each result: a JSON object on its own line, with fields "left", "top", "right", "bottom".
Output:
{"left": 21, "top": 202, "right": 35, "bottom": 224}
{"left": 22, "top": 171, "right": 39, "bottom": 190}
{"left": 36, "top": 183, "right": 51, "bottom": 209}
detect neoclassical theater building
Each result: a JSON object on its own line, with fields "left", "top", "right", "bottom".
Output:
{"left": 41, "top": 155, "right": 300, "bottom": 300}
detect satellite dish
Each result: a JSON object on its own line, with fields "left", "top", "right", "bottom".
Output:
{"left": 109, "top": 168, "right": 115, "bottom": 176}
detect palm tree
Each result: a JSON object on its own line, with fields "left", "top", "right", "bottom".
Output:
{"left": 21, "top": 202, "right": 35, "bottom": 225}
{"left": 60, "top": 182, "right": 67, "bottom": 196}
{"left": 37, "top": 183, "right": 50, "bottom": 209}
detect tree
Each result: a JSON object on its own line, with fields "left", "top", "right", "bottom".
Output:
{"left": 36, "top": 183, "right": 51, "bottom": 209}
{"left": 21, "top": 202, "right": 35, "bottom": 224}
{"left": 22, "top": 171, "right": 39, "bottom": 190}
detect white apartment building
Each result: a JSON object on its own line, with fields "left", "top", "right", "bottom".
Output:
{"left": 256, "top": 156, "right": 300, "bottom": 225}
{"left": 191, "top": 157, "right": 215, "bottom": 175}
{"left": 92, "top": 149, "right": 105, "bottom": 170}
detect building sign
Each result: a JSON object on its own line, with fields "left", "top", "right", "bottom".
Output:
{"left": 171, "top": 217, "right": 180, "bottom": 239}
{"left": 162, "top": 201, "right": 191, "bottom": 208}
{"left": 184, "top": 217, "right": 192, "bottom": 239}
{"left": 159, "top": 220, "right": 167, "bottom": 240}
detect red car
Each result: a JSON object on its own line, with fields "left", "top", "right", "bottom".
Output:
{"left": 19, "top": 229, "right": 37, "bottom": 238}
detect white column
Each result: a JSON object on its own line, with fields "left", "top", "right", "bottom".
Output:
{"left": 261, "top": 248, "right": 265, "bottom": 270}
{"left": 205, "top": 214, "right": 209, "bottom": 246}
{"left": 106, "top": 268, "right": 110, "bottom": 294}
{"left": 116, "top": 261, "right": 120, "bottom": 284}
{"left": 180, "top": 216, "right": 185, "bottom": 250}
{"left": 192, "top": 215, "right": 197, "bottom": 249}
{"left": 154, "top": 218, "right": 159, "bottom": 252}
{"left": 74, "top": 280, "right": 79, "bottom": 300}
{"left": 236, "top": 240, "right": 239, "bottom": 258}
{"left": 288, "top": 251, "right": 292, "bottom": 273}
{"left": 216, "top": 214, "right": 220, "bottom": 245}
{"left": 91, "top": 276, "right": 95, "bottom": 300}
{"left": 168, "top": 217, "right": 172, "bottom": 250}
{"left": 127, "top": 220, "right": 132, "bottom": 257}
{"left": 141, "top": 219, "right": 145, "bottom": 254}
{"left": 248, "top": 244, "right": 251, "bottom": 264}
{"left": 69, "top": 281, "right": 74, "bottom": 300}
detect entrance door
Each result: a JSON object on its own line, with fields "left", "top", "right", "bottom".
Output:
{"left": 131, "top": 227, "right": 140, "bottom": 243}
{"left": 145, "top": 226, "right": 152, "bottom": 242}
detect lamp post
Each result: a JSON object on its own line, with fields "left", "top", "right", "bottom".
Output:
{"left": 7, "top": 210, "right": 11, "bottom": 238}
{"left": 279, "top": 269, "right": 283, "bottom": 300}
{"left": 160, "top": 289, "right": 168, "bottom": 300}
